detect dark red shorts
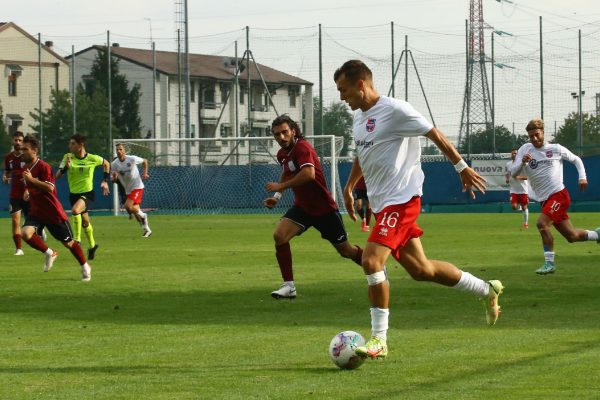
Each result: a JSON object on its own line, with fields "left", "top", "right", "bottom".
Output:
{"left": 369, "top": 197, "right": 423, "bottom": 261}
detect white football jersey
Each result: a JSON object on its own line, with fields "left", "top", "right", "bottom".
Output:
{"left": 352, "top": 96, "right": 433, "bottom": 213}
{"left": 505, "top": 160, "right": 528, "bottom": 194}
{"left": 510, "top": 142, "right": 586, "bottom": 202}
{"left": 111, "top": 155, "right": 145, "bottom": 194}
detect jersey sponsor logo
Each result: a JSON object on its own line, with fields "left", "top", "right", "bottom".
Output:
{"left": 354, "top": 139, "right": 374, "bottom": 149}
{"left": 528, "top": 159, "right": 539, "bottom": 169}
{"left": 473, "top": 166, "right": 503, "bottom": 173}
{"left": 366, "top": 118, "right": 376, "bottom": 133}
{"left": 127, "top": 162, "right": 131, "bottom": 167}
{"left": 287, "top": 160, "right": 296, "bottom": 172}
{"left": 546, "top": 150, "right": 553, "bottom": 158}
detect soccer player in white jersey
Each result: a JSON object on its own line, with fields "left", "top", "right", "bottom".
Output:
{"left": 510, "top": 118, "right": 599, "bottom": 275}
{"left": 110, "top": 143, "right": 151, "bottom": 237}
{"left": 334, "top": 60, "right": 504, "bottom": 360}
{"left": 505, "top": 148, "right": 530, "bottom": 228}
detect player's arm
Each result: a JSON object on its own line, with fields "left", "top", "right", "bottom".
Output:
{"left": 425, "top": 127, "right": 487, "bottom": 198}
{"left": 264, "top": 170, "right": 287, "bottom": 209}
{"left": 55, "top": 154, "right": 70, "bottom": 179}
{"left": 142, "top": 158, "right": 149, "bottom": 180}
{"left": 22, "top": 169, "right": 54, "bottom": 193}
{"left": 343, "top": 157, "right": 364, "bottom": 222}
{"left": 100, "top": 158, "right": 111, "bottom": 196}
{"left": 2, "top": 168, "right": 9, "bottom": 184}
{"left": 561, "top": 146, "right": 587, "bottom": 192}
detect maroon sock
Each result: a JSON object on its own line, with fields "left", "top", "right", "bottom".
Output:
{"left": 275, "top": 243, "right": 293, "bottom": 281}
{"left": 366, "top": 208, "right": 372, "bottom": 225}
{"left": 13, "top": 234, "right": 22, "bottom": 250}
{"left": 24, "top": 234, "right": 49, "bottom": 253}
{"left": 68, "top": 241, "right": 87, "bottom": 265}
{"left": 352, "top": 245, "right": 363, "bottom": 267}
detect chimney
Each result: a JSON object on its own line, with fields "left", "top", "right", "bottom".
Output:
{"left": 112, "top": 43, "right": 120, "bottom": 47}
{"left": 44, "top": 40, "right": 53, "bottom": 48}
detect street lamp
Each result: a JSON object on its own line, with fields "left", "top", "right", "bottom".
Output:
{"left": 571, "top": 90, "right": 585, "bottom": 155}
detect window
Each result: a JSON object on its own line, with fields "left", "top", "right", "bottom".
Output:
{"left": 288, "top": 86, "right": 299, "bottom": 107}
{"left": 201, "top": 87, "right": 216, "bottom": 109}
{"left": 251, "top": 87, "right": 266, "bottom": 112}
{"left": 8, "top": 73, "right": 18, "bottom": 96}
{"left": 191, "top": 82, "right": 195, "bottom": 103}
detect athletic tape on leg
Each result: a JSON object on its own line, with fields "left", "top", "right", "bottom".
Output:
{"left": 366, "top": 271, "right": 387, "bottom": 286}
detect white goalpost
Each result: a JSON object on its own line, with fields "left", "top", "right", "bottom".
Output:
{"left": 111, "top": 135, "right": 344, "bottom": 216}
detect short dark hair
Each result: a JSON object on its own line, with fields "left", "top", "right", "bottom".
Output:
{"left": 334, "top": 60, "right": 373, "bottom": 83}
{"left": 70, "top": 133, "right": 87, "bottom": 145}
{"left": 271, "top": 114, "right": 303, "bottom": 139}
{"left": 13, "top": 131, "right": 24, "bottom": 138}
{"left": 23, "top": 135, "right": 40, "bottom": 151}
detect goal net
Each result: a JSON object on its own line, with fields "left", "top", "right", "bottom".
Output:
{"left": 111, "top": 136, "right": 345, "bottom": 215}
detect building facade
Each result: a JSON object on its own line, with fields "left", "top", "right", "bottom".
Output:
{"left": 0, "top": 22, "right": 70, "bottom": 135}
{"left": 70, "top": 45, "right": 313, "bottom": 165}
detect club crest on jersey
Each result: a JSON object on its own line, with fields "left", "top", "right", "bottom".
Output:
{"left": 126, "top": 162, "right": 131, "bottom": 167}
{"left": 528, "top": 159, "right": 538, "bottom": 169}
{"left": 546, "top": 150, "right": 553, "bottom": 158}
{"left": 366, "top": 118, "right": 376, "bottom": 133}
{"left": 287, "top": 160, "right": 296, "bottom": 172}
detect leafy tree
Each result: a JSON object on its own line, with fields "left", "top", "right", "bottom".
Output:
{"left": 29, "top": 89, "right": 73, "bottom": 163}
{"left": 313, "top": 97, "right": 353, "bottom": 156}
{"left": 89, "top": 50, "right": 142, "bottom": 140}
{"left": 552, "top": 112, "right": 600, "bottom": 156}
{"left": 0, "top": 100, "right": 11, "bottom": 154}
{"left": 458, "top": 125, "right": 528, "bottom": 155}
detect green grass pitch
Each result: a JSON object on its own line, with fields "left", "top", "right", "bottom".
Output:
{"left": 1, "top": 212, "right": 599, "bottom": 399}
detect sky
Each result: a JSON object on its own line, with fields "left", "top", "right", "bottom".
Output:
{"left": 8, "top": 0, "right": 600, "bottom": 139}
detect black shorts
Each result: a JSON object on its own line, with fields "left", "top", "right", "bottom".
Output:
{"left": 23, "top": 216, "right": 74, "bottom": 243}
{"left": 283, "top": 206, "right": 348, "bottom": 245}
{"left": 9, "top": 198, "right": 29, "bottom": 215}
{"left": 353, "top": 189, "right": 369, "bottom": 201}
{"left": 69, "top": 191, "right": 95, "bottom": 212}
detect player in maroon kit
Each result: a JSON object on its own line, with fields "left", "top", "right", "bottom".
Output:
{"left": 19, "top": 135, "right": 92, "bottom": 282}
{"left": 353, "top": 176, "right": 371, "bottom": 232}
{"left": 264, "top": 114, "right": 364, "bottom": 299}
{"left": 3, "top": 131, "right": 28, "bottom": 255}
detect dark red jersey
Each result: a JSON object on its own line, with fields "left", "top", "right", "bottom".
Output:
{"left": 24, "top": 158, "right": 68, "bottom": 224}
{"left": 4, "top": 151, "right": 26, "bottom": 199}
{"left": 354, "top": 176, "right": 367, "bottom": 191}
{"left": 276, "top": 138, "right": 337, "bottom": 216}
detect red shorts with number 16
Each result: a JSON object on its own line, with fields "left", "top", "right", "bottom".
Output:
{"left": 541, "top": 188, "right": 570, "bottom": 225}
{"left": 369, "top": 196, "right": 423, "bottom": 261}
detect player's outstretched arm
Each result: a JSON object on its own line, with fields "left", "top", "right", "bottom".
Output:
{"left": 425, "top": 127, "right": 487, "bottom": 198}
{"left": 100, "top": 159, "right": 111, "bottom": 196}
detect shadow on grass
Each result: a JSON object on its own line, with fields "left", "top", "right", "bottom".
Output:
{"left": 1, "top": 276, "right": 599, "bottom": 330}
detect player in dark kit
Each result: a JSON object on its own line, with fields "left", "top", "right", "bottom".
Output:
{"left": 19, "top": 136, "right": 93, "bottom": 282}
{"left": 264, "top": 114, "right": 364, "bottom": 299}
{"left": 3, "top": 131, "right": 28, "bottom": 255}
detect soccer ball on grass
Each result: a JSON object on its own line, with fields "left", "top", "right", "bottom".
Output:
{"left": 328, "top": 330, "right": 366, "bottom": 370}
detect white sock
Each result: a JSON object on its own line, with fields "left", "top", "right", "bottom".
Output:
{"left": 136, "top": 210, "right": 146, "bottom": 219}
{"left": 544, "top": 251, "right": 555, "bottom": 263}
{"left": 45, "top": 248, "right": 54, "bottom": 256}
{"left": 453, "top": 271, "right": 489, "bottom": 298}
{"left": 284, "top": 280, "right": 295, "bottom": 288}
{"left": 586, "top": 230, "right": 599, "bottom": 241}
{"left": 370, "top": 307, "right": 389, "bottom": 341}
{"left": 523, "top": 209, "right": 529, "bottom": 225}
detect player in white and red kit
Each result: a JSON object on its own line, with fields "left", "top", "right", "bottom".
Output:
{"left": 111, "top": 143, "right": 151, "bottom": 237}
{"left": 264, "top": 114, "right": 364, "bottom": 299}
{"left": 3, "top": 131, "right": 28, "bottom": 255}
{"left": 19, "top": 135, "right": 92, "bottom": 281}
{"left": 505, "top": 148, "right": 530, "bottom": 228}
{"left": 335, "top": 60, "right": 503, "bottom": 359}
{"left": 510, "top": 118, "right": 599, "bottom": 275}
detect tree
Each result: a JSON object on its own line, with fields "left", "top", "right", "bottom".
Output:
{"left": 89, "top": 50, "right": 142, "bottom": 141}
{"left": 313, "top": 97, "right": 353, "bottom": 156}
{"left": 458, "top": 125, "right": 528, "bottom": 155}
{"left": 552, "top": 112, "right": 600, "bottom": 156}
{"left": 0, "top": 100, "right": 10, "bottom": 154}
{"left": 29, "top": 89, "right": 73, "bottom": 163}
